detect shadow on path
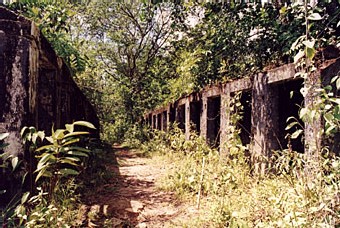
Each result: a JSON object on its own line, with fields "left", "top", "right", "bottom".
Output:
{"left": 80, "top": 145, "right": 183, "bottom": 227}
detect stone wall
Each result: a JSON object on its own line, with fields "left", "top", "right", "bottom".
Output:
{"left": 145, "top": 55, "right": 340, "bottom": 173}
{"left": 0, "top": 7, "right": 99, "bottom": 156}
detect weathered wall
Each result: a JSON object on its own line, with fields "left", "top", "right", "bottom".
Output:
{"left": 0, "top": 7, "right": 99, "bottom": 157}
{"left": 145, "top": 52, "right": 340, "bottom": 172}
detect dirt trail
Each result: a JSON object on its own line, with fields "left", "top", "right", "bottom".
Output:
{"left": 83, "top": 147, "right": 197, "bottom": 227}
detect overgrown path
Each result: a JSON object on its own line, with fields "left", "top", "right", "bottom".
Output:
{"left": 82, "top": 147, "right": 196, "bottom": 227}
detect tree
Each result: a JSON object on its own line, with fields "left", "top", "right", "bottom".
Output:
{"left": 73, "top": 1, "right": 176, "bottom": 141}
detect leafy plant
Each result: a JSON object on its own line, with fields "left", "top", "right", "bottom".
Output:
{"left": 21, "top": 121, "right": 96, "bottom": 198}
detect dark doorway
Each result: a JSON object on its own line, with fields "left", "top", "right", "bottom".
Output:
{"left": 162, "top": 111, "right": 167, "bottom": 131}
{"left": 157, "top": 113, "right": 162, "bottom": 130}
{"left": 277, "top": 79, "right": 304, "bottom": 152}
{"left": 176, "top": 104, "right": 185, "bottom": 131}
{"left": 190, "top": 101, "right": 201, "bottom": 134}
{"left": 207, "top": 96, "right": 221, "bottom": 148}
{"left": 238, "top": 91, "right": 252, "bottom": 146}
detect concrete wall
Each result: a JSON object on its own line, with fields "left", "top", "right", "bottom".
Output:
{"left": 145, "top": 55, "right": 340, "bottom": 172}
{"left": 0, "top": 7, "right": 99, "bottom": 156}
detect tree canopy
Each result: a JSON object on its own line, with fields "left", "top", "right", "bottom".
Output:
{"left": 6, "top": 0, "right": 340, "bottom": 143}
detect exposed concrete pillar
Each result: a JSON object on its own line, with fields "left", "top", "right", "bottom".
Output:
{"left": 185, "top": 98, "right": 190, "bottom": 140}
{"left": 166, "top": 106, "right": 171, "bottom": 131}
{"left": 220, "top": 85, "right": 230, "bottom": 156}
{"left": 251, "top": 73, "right": 280, "bottom": 175}
{"left": 304, "top": 70, "right": 322, "bottom": 166}
{"left": 200, "top": 94, "right": 207, "bottom": 140}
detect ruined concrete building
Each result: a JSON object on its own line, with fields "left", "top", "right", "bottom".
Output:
{"left": 0, "top": 7, "right": 99, "bottom": 156}
{"left": 145, "top": 52, "right": 340, "bottom": 173}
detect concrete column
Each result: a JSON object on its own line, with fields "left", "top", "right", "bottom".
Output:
{"left": 185, "top": 98, "right": 190, "bottom": 140}
{"left": 220, "top": 85, "right": 230, "bottom": 156}
{"left": 166, "top": 106, "right": 171, "bottom": 131}
{"left": 304, "top": 70, "right": 322, "bottom": 165}
{"left": 200, "top": 94, "right": 207, "bottom": 140}
{"left": 251, "top": 73, "right": 279, "bottom": 175}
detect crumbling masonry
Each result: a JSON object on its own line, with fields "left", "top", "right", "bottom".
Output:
{"left": 0, "top": 7, "right": 99, "bottom": 156}
{"left": 145, "top": 56, "right": 340, "bottom": 173}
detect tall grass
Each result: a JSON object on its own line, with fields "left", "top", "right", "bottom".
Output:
{"left": 142, "top": 127, "right": 340, "bottom": 227}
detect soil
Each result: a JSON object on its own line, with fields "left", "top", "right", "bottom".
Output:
{"left": 81, "top": 146, "right": 198, "bottom": 228}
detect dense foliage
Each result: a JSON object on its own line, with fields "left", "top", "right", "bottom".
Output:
{"left": 5, "top": 1, "right": 338, "bottom": 143}
{"left": 73, "top": 1, "right": 339, "bottom": 142}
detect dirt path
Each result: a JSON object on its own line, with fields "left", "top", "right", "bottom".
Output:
{"left": 83, "top": 147, "right": 197, "bottom": 227}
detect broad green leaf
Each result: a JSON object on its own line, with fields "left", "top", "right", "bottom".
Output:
{"left": 46, "top": 136, "right": 54, "bottom": 144}
{"left": 54, "top": 129, "right": 66, "bottom": 140}
{"left": 336, "top": 78, "right": 340, "bottom": 90}
{"left": 20, "top": 127, "right": 28, "bottom": 137}
{"left": 299, "top": 107, "right": 308, "bottom": 119}
{"left": 61, "top": 138, "right": 79, "bottom": 146}
{"left": 21, "top": 192, "right": 30, "bottom": 204}
{"left": 306, "top": 47, "right": 316, "bottom": 60}
{"left": 31, "top": 7, "right": 40, "bottom": 16}
{"left": 302, "top": 40, "right": 315, "bottom": 49}
{"left": 37, "top": 154, "right": 55, "bottom": 170}
{"left": 308, "top": 13, "right": 322, "bottom": 21}
{"left": 11, "top": 156, "right": 19, "bottom": 171}
{"left": 59, "top": 159, "right": 79, "bottom": 167}
{"left": 324, "top": 112, "right": 334, "bottom": 123}
{"left": 73, "top": 121, "right": 96, "bottom": 129}
{"left": 66, "top": 151, "right": 89, "bottom": 157}
{"left": 64, "top": 131, "right": 89, "bottom": 138}
{"left": 285, "top": 121, "right": 299, "bottom": 130}
{"left": 291, "top": 129, "right": 303, "bottom": 139}
{"left": 35, "top": 168, "right": 51, "bottom": 182}
{"left": 64, "top": 146, "right": 90, "bottom": 153}
{"left": 65, "top": 124, "right": 74, "bottom": 133}
{"left": 61, "top": 156, "right": 81, "bottom": 162}
{"left": 59, "top": 168, "right": 79, "bottom": 176}
{"left": 0, "top": 133, "right": 9, "bottom": 141}
{"left": 36, "top": 144, "right": 55, "bottom": 152}
{"left": 294, "top": 50, "right": 305, "bottom": 64}
{"left": 330, "top": 76, "right": 339, "bottom": 83}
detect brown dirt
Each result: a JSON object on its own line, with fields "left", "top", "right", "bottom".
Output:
{"left": 81, "top": 147, "right": 198, "bottom": 228}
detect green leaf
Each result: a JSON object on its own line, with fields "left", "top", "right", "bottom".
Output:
{"left": 65, "top": 124, "right": 74, "bottom": 133}
{"left": 308, "top": 13, "right": 322, "bottom": 21}
{"left": 35, "top": 167, "right": 50, "bottom": 182}
{"left": 73, "top": 121, "right": 96, "bottom": 129}
{"left": 66, "top": 151, "right": 89, "bottom": 157}
{"left": 36, "top": 144, "right": 55, "bottom": 152}
{"left": 64, "top": 131, "right": 89, "bottom": 138}
{"left": 64, "top": 146, "right": 90, "bottom": 153}
{"left": 0, "top": 133, "right": 9, "bottom": 141}
{"left": 46, "top": 136, "right": 54, "bottom": 144}
{"left": 306, "top": 47, "right": 316, "bottom": 60}
{"left": 330, "top": 76, "right": 338, "bottom": 84}
{"left": 61, "top": 138, "right": 80, "bottom": 146}
{"left": 291, "top": 129, "right": 303, "bottom": 139}
{"left": 302, "top": 40, "right": 315, "bottom": 49}
{"left": 324, "top": 112, "right": 334, "bottom": 123}
{"left": 37, "top": 154, "right": 55, "bottom": 171}
{"left": 299, "top": 107, "right": 308, "bottom": 119}
{"left": 54, "top": 129, "right": 66, "bottom": 140}
{"left": 21, "top": 192, "right": 30, "bottom": 204}
{"left": 285, "top": 121, "right": 299, "bottom": 130}
{"left": 59, "top": 159, "right": 79, "bottom": 167}
{"left": 11, "top": 156, "right": 19, "bottom": 171}
{"left": 336, "top": 78, "right": 340, "bottom": 90}
{"left": 59, "top": 168, "right": 79, "bottom": 176}
{"left": 294, "top": 50, "right": 305, "bottom": 64}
